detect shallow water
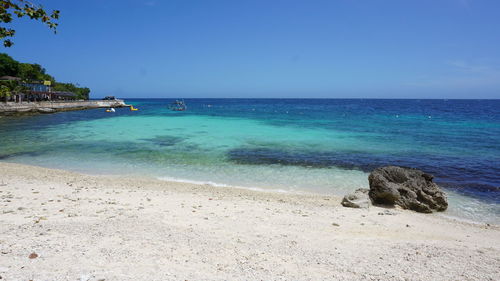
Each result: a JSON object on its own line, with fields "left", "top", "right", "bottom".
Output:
{"left": 0, "top": 99, "right": 498, "bottom": 223}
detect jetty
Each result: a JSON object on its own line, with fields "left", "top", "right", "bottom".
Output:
{"left": 0, "top": 99, "right": 129, "bottom": 115}
{"left": 1, "top": 74, "right": 130, "bottom": 115}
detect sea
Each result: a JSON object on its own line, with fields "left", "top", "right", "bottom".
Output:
{"left": 0, "top": 99, "right": 498, "bottom": 223}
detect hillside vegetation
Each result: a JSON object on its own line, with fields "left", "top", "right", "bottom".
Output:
{"left": 0, "top": 53, "right": 90, "bottom": 99}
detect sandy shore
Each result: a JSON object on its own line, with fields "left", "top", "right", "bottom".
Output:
{"left": 0, "top": 162, "right": 498, "bottom": 280}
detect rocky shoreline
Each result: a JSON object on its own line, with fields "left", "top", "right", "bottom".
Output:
{"left": 342, "top": 166, "right": 449, "bottom": 213}
{"left": 0, "top": 100, "right": 129, "bottom": 115}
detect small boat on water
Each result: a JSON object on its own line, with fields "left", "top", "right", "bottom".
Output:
{"left": 105, "top": 108, "right": 116, "bottom": 113}
{"left": 168, "top": 100, "right": 187, "bottom": 111}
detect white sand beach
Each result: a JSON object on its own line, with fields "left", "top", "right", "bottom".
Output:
{"left": 0, "top": 162, "right": 499, "bottom": 281}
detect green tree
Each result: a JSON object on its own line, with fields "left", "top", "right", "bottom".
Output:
{"left": 0, "top": 79, "right": 17, "bottom": 89}
{"left": 18, "top": 62, "right": 54, "bottom": 81}
{"left": 0, "top": 82, "right": 25, "bottom": 101}
{"left": 0, "top": 52, "right": 19, "bottom": 75}
{"left": 0, "top": 79, "right": 17, "bottom": 101}
{"left": 1, "top": 0, "right": 59, "bottom": 47}
{"left": 0, "top": 53, "right": 90, "bottom": 100}
{"left": 53, "top": 82, "right": 90, "bottom": 100}
{"left": 0, "top": 53, "right": 55, "bottom": 81}
{"left": 0, "top": 84, "right": 11, "bottom": 101}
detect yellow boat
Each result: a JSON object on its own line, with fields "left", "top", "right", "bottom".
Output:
{"left": 130, "top": 105, "right": 139, "bottom": 111}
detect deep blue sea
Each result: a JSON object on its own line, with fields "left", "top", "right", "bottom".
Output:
{"left": 0, "top": 99, "right": 499, "bottom": 223}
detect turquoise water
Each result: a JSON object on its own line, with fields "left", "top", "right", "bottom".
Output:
{"left": 0, "top": 99, "right": 498, "bottom": 223}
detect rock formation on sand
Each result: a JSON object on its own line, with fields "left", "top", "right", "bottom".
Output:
{"left": 341, "top": 188, "right": 371, "bottom": 208}
{"left": 368, "top": 166, "right": 448, "bottom": 213}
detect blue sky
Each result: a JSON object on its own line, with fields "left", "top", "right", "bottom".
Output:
{"left": 3, "top": 0, "right": 500, "bottom": 98}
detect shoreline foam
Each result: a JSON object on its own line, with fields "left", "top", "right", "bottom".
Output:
{"left": 2, "top": 159, "right": 499, "bottom": 224}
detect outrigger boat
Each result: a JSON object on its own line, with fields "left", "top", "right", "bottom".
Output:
{"left": 168, "top": 100, "right": 187, "bottom": 111}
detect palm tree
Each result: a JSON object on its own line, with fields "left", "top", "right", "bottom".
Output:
{"left": 0, "top": 85, "right": 11, "bottom": 102}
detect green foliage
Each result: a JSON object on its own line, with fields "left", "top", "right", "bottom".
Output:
{"left": 0, "top": 53, "right": 54, "bottom": 81}
{"left": 53, "top": 82, "right": 90, "bottom": 100}
{"left": 0, "top": 84, "right": 11, "bottom": 100}
{"left": 0, "top": 79, "right": 17, "bottom": 89}
{"left": 0, "top": 53, "right": 90, "bottom": 99}
{"left": 0, "top": 80, "right": 25, "bottom": 101}
{"left": 18, "top": 62, "right": 54, "bottom": 81}
{"left": 0, "top": 80, "right": 27, "bottom": 99}
{"left": 1, "top": 0, "right": 59, "bottom": 47}
{"left": 0, "top": 52, "right": 19, "bottom": 75}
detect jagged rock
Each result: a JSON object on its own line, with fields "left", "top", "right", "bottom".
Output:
{"left": 368, "top": 166, "right": 448, "bottom": 213}
{"left": 341, "top": 188, "right": 371, "bottom": 208}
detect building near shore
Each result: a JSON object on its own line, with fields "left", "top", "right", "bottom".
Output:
{"left": 0, "top": 76, "right": 78, "bottom": 102}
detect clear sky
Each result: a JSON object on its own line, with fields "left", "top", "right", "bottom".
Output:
{"left": 3, "top": 0, "right": 500, "bottom": 98}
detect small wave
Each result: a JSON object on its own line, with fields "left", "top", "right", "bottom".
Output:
{"left": 157, "top": 176, "right": 293, "bottom": 194}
